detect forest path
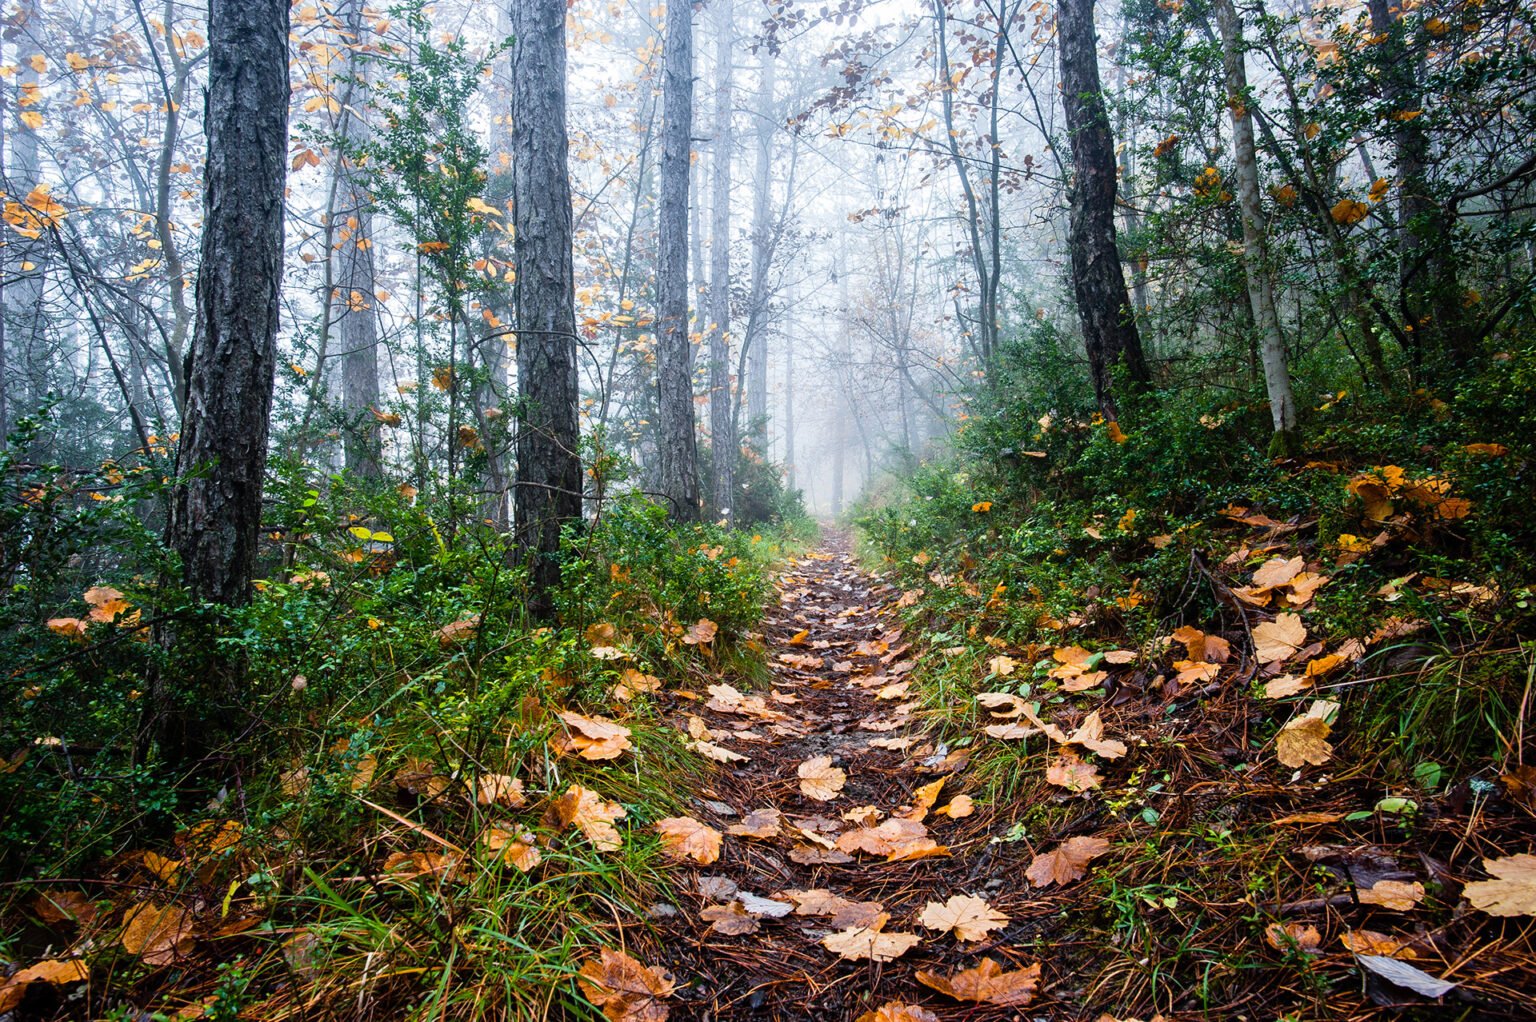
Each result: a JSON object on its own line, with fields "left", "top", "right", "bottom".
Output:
{"left": 646, "top": 538, "right": 1046, "bottom": 1021}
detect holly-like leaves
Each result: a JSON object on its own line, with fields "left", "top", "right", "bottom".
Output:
{"left": 577, "top": 947, "right": 676, "bottom": 1021}
{"left": 916, "top": 958, "right": 1042, "bottom": 1006}
{"left": 917, "top": 893, "right": 1009, "bottom": 941}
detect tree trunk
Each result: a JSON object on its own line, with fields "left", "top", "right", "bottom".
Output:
{"left": 1365, "top": 0, "right": 1463, "bottom": 381}
{"left": 5, "top": 21, "right": 47, "bottom": 419}
{"left": 170, "top": 0, "right": 289, "bottom": 608}
{"left": 1057, "top": 0, "right": 1150, "bottom": 419}
{"left": 510, "top": 0, "right": 583, "bottom": 616}
{"left": 657, "top": 0, "right": 701, "bottom": 520}
{"left": 1213, "top": 0, "right": 1297, "bottom": 445}
{"left": 707, "top": 0, "right": 735, "bottom": 524}
{"left": 334, "top": 0, "right": 382, "bottom": 479}
{"left": 158, "top": 0, "right": 289, "bottom": 766}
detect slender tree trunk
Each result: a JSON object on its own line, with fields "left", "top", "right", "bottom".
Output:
{"left": 5, "top": 24, "right": 47, "bottom": 417}
{"left": 1213, "top": 0, "right": 1296, "bottom": 446}
{"left": 1365, "top": 0, "right": 1463, "bottom": 381}
{"left": 510, "top": 0, "right": 583, "bottom": 615}
{"left": 657, "top": 0, "right": 701, "bottom": 520}
{"left": 335, "top": 0, "right": 382, "bottom": 479}
{"left": 1057, "top": 0, "right": 1150, "bottom": 419}
{"left": 707, "top": 0, "right": 735, "bottom": 523}
{"left": 170, "top": 0, "right": 289, "bottom": 607}
{"left": 158, "top": 0, "right": 289, "bottom": 765}
{"left": 784, "top": 317, "right": 796, "bottom": 493}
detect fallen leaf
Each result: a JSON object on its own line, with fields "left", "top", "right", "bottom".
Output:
{"left": 855, "top": 1004, "right": 939, "bottom": 1022}
{"left": 821, "top": 913, "right": 922, "bottom": 962}
{"left": 1253, "top": 556, "right": 1304, "bottom": 588}
{"left": 738, "top": 892, "right": 793, "bottom": 918}
{"left": 557, "top": 711, "right": 634, "bottom": 761}
{"left": 1358, "top": 879, "right": 1425, "bottom": 911}
{"left": 700, "top": 901, "right": 759, "bottom": 935}
{"left": 727, "top": 808, "right": 783, "bottom": 839}
{"left": 475, "top": 773, "right": 526, "bottom": 807}
{"left": 788, "top": 844, "right": 854, "bottom": 865}
{"left": 1253, "top": 614, "right": 1308, "bottom": 663}
{"left": 1463, "top": 854, "right": 1536, "bottom": 917}
{"left": 782, "top": 888, "right": 885, "bottom": 928}
{"left": 1356, "top": 954, "right": 1457, "bottom": 998}
{"left": 1045, "top": 752, "right": 1103, "bottom": 791}
{"left": 689, "top": 739, "right": 749, "bottom": 763}
{"left": 554, "top": 784, "right": 626, "bottom": 851}
{"left": 836, "top": 817, "right": 928, "bottom": 855}
{"left": 120, "top": 902, "right": 193, "bottom": 965}
{"left": 917, "top": 893, "right": 1009, "bottom": 941}
{"left": 1265, "top": 921, "right": 1321, "bottom": 952}
{"left": 1068, "top": 711, "right": 1127, "bottom": 759}
{"left": 901, "top": 778, "right": 945, "bottom": 821}
{"left": 797, "top": 755, "right": 846, "bottom": 801}
{"left": 1275, "top": 699, "right": 1337, "bottom": 768}
{"left": 934, "top": 795, "right": 974, "bottom": 818}
{"left": 655, "top": 817, "right": 723, "bottom": 865}
{"left": 916, "top": 958, "right": 1041, "bottom": 1006}
{"left": 1342, "top": 929, "right": 1417, "bottom": 958}
{"left": 483, "top": 826, "right": 542, "bottom": 871}
{"left": 682, "top": 618, "right": 718, "bottom": 645}
{"left": 1026, "top": 835, "right": 1111, "bottom": 886}
{"left": 577, "top": 947, "right": 676, "bottom": 1021}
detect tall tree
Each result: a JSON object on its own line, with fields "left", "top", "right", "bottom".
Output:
{"left": 169, "top": 0, "right": 289, "bottom": 608}
{"left": 656, "top": 0, "right": 701, "bottom": 519}
{"left": 1057, "top": 0, "right": 1150, "bottom": 419}
{"left": 707, "top": 0, "right": 735, "bottom": 523}
{"left": 510, "top": 0, "right": 583, "bottom": 614}
{"left": 333, "top": 0, "right": 382, "bottom": 479}
{"left": 1213, "top": 0, "right": 1296, "bottom": 447}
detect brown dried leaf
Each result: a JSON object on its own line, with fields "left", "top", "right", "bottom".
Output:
{"left": 655, "top": 817, "right": 722, "bottom": 864}
{"left": 1275, "top": 700, "right": 1336, "bottom": 768}
{"left": 1463, "top": 854, "right": 1536, "bottom": 917}
{"left": 554, "top": 784, "right": 626, "bottom": 851}
{"left": 483, "top": 826, "right": 542, "bottom": 872}
{"left": 576, "top": 947, "right": 676, "bottom": 1021}
{"left": 1358, "top": 880, "right": 1425, "bottom": 911}
{"left": 1026, "top": 835, "right": 1111, "bottom": 886}
{"left": 1044, "top": 752, "right": 1103, "bottom": 792}
{"left": 475, "top": 773, "right": 525, "bottom": 807}
{"left": 726, "top": 808, "right": 783, "bottom": 839}
{"left": 916, "top": 958, "right": 1041, "bottom": 1006}
{"left": 1253, "top": 613, "right": 1308, "bottom": 664}
{"left": 917, "top": 893, "right": 1009, "bottom": 941}
{"left": 1068, "top": 711, "right": 1127, "bottom": 759}
{"left": 934, "top": 794, "right": 974, "bottom": 818}
{"left": 797, "top": 755, "right": 846, "bottom": 801}
{"left": 1265, "top": 921, "right": 1321, "bottom": 952}
{"left": 700, "top": 901, "right": 759, "bottom": 935}
{"left": 557, "top": 711, "right": 634, "bottom": 761}
{"left": 120, "top": 902, "right": 193, "bottom": 965}
{"left": 1253, "top": 556, "right": 1304, "bottom": 588}
{"left": 855, "top": 1004, "right": 939, "bottom": 1022}
{"left": 821, "top": 913, "right": 922, "bottom": 962}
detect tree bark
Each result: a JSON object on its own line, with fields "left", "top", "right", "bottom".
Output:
{"left": 1057, "top": 0, "right": 1150, "bottom": 419}
{"left": 657, "top": 0, "right": 701, "bottom": 520}
{"left": 707, "top": 0, "right": 735, "bottom": 523}
{"left": 170, "top": 0, "right": 289, "bottom": 608}
{"left": 510, "top": 0, "right": 583, "bottom": 615}
{"left": 334, "top": 0, "right": 382, "bottom": 479}
{"left": 1213, "top": 0, "right": 1297, "bottom": 444}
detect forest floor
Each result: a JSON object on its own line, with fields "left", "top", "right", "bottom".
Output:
{"left": 604, "top": 533, "right": 1536, "bottom": 1022}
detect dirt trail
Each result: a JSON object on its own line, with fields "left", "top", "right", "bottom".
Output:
{"left": 647, "top": 541, "right": 1048, "bottom": 1021}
